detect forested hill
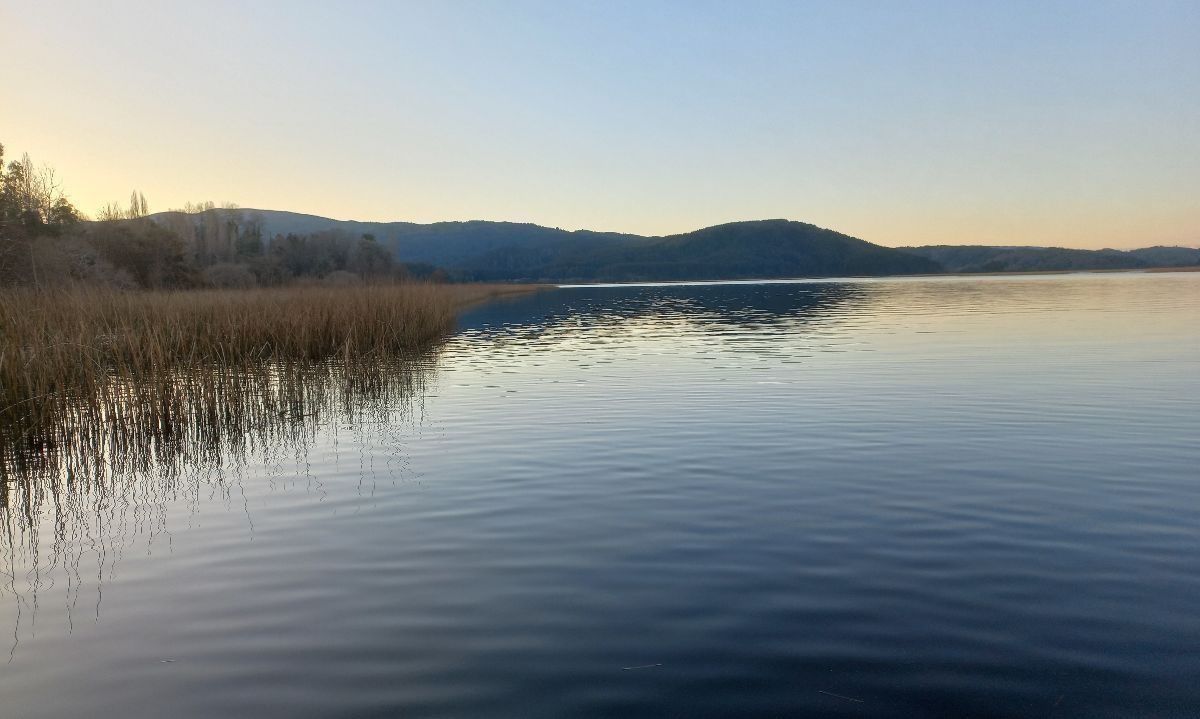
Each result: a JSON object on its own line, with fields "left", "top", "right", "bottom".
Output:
{"left": 900, "top": 245, "right": 1200, "bottom": 274}
{"left": 175, "top": 210, "right": 942, "bottom": 281}
{"left": 10, "top": 134, "right": 1195, "bottom": 290}
{"left": 143, "top": 208, "right": 1200, "bottom": 283}
{"left": 187, "top": 209, "right": 642, "bottom": 269}
{"left": 524, "top": 220, "right": 942, "bottom": 281}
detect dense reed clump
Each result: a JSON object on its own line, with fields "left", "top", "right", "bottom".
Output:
{"left": 0, "top": 325, "right": 447, "bottom": 633}
{"left": 0, "top": 282, "right": 533, "bottom": 479}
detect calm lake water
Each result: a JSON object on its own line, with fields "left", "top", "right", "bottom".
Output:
{"left": 3, "top": 273, "right": 1199, "bottom": 717}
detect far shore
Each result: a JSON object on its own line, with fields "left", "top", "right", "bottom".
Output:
{"left": 551, "top": 265, "right": 1200, "bottom": 288}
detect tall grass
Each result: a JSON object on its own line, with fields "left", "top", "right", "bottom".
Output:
{"left": 0, "top": 282, "right": 533, "bottom": 479}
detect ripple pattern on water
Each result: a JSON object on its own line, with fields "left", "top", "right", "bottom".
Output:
{"left": 2, "top": 273, "right": 1199, "bottom": 718}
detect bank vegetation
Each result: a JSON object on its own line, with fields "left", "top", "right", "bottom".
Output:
{"left": 0, "top": 141, "right": 535, "bottom": 475}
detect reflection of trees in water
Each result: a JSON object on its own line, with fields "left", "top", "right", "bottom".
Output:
{"left": 0, "top": 357, "right": 433, "bottom": 658}
{"left": 457, "top": 277, "right": 1137, "bottom": 357}
{"left": 457, "top": 282, "right": 878, "bottom": 351}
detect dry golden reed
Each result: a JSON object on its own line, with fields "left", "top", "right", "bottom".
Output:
{"left": 0, "top": 282, "right": 533, "bottom": 478}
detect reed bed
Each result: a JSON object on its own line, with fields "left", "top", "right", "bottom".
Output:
{"left": 0, "top": 282, "right": 534, "bottom": 480}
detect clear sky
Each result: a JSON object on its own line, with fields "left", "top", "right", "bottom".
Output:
{"left": 3, "top": 0, "right": 1197, "bottom": 248}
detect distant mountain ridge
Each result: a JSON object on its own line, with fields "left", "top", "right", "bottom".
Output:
{"left": 900, "top": 244, "right": 1200, "bottom": 274}
{"left": 149, "top": 209, "right": 1200, "bottom": 282}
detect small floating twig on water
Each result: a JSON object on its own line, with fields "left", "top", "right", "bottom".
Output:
{"left": 818, "top": 690, "right": 863, "bottom": 703}
{"left": 622, "top": 663, "right": 663, "bottom": 671}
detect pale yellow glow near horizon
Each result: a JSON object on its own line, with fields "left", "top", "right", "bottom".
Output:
{"left": 4, "top": 2, "right": 1197, "bottom": 250}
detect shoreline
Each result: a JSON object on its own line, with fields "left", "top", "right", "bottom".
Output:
{"left": 0, "top": 282, "right": 542, "bottom": 452}
{"left": 552, "top": 266, "right": 1200, "bottom": 288}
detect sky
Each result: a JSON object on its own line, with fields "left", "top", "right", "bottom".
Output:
{"left": 2, "top": 0, "right": 1197, "bottom": 248}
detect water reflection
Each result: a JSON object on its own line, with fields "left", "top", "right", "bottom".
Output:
{"left": 1, "top": 274, "right": 1198, "bottom": 718}
{"left": 466, "top": 273, "right": 1190, "bottom": 336}
{"left": 463, "top": 281, "right": 869, "bottom": 337}
{"left": 1, "top": 358, "right": 432, "bottom": 656}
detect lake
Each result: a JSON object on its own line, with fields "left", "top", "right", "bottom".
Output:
{"left": 2, "top": 272, "right": 1198, "bottom": 717}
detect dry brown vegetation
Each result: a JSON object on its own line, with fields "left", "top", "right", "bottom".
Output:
{"left": 0, "top": 282, "right": 536, "bottom": 479}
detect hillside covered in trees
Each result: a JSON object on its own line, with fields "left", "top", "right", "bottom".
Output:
{"left": 901, "top": 244, "right": 1200, "bottom": 274}
{"left": 3, "top": 140, "right": 1197, "bottom": 290}
{"left": 156, "top": 210, "right": 943, "bottom": 282}
{"left": 216, "top": 208, "right": 1198, "bottom": 282}
{"left": 0, "top": 144, "right": 445, "bottom": 289}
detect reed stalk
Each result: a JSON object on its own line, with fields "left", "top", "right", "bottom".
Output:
{"left": 0, "top": 282, "right": 534, "bottom": 479}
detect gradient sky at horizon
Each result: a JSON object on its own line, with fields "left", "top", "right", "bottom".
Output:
{"left": 3, "top": 0, "right": 1197, "bottom": 248}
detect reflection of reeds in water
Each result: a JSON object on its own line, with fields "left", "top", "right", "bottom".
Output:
{"left": 2, "top": 357, "right": 433, "bottom": 507}
{"left": 1, "top": 357, "right": 435, "bottom": 657}
{"left": 1, "top": 283, "right": 527, "bottom": 462}
{"left": 0, "top": 283, "right": 529, "bottom": 650}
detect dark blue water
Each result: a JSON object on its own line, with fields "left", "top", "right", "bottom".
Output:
{"left": 3, "top": 273, "right": 1199, "bottom": 717}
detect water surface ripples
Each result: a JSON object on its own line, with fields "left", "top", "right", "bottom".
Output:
{"left": 2, "top": 273, "right": 1198, "bottom": 717}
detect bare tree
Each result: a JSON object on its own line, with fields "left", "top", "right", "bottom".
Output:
{"left": 98, "top": 202, "right": 125, "bottom": 221}
{"left": 182, "top": 201, "right": 215, "bottom": 214}
{"left": 97, "top": 191, "right": 149, "bottom": 221}
{"left": 129, "top": 190, "right": 149, "bottom": 219}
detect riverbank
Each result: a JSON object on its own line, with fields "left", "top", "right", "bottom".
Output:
{"left": 0, "top": 282, "right": 539, "bottom": 451}
{"left": 553, "top": 265, "right": 1200, "bottom": 287}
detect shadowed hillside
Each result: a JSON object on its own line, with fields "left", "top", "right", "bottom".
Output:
{"left": 157, "top": 210, "right": 942, "bottom": 282}
{"left": 902, "top": 244, "right": 1200, "bottom": 273}
{"left": 508, "top": 220, "right": 943, "bottom": 281}
{"left": 170, "top": 209, "right": 1198, "bottom": 282}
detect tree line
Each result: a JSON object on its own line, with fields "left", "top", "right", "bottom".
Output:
{"left": 0, "top": 142, "right": 445, "bottom": 289}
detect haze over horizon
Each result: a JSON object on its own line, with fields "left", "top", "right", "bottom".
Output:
{"left": 4, "top": 0, "right": 1197, "bottom": 250}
